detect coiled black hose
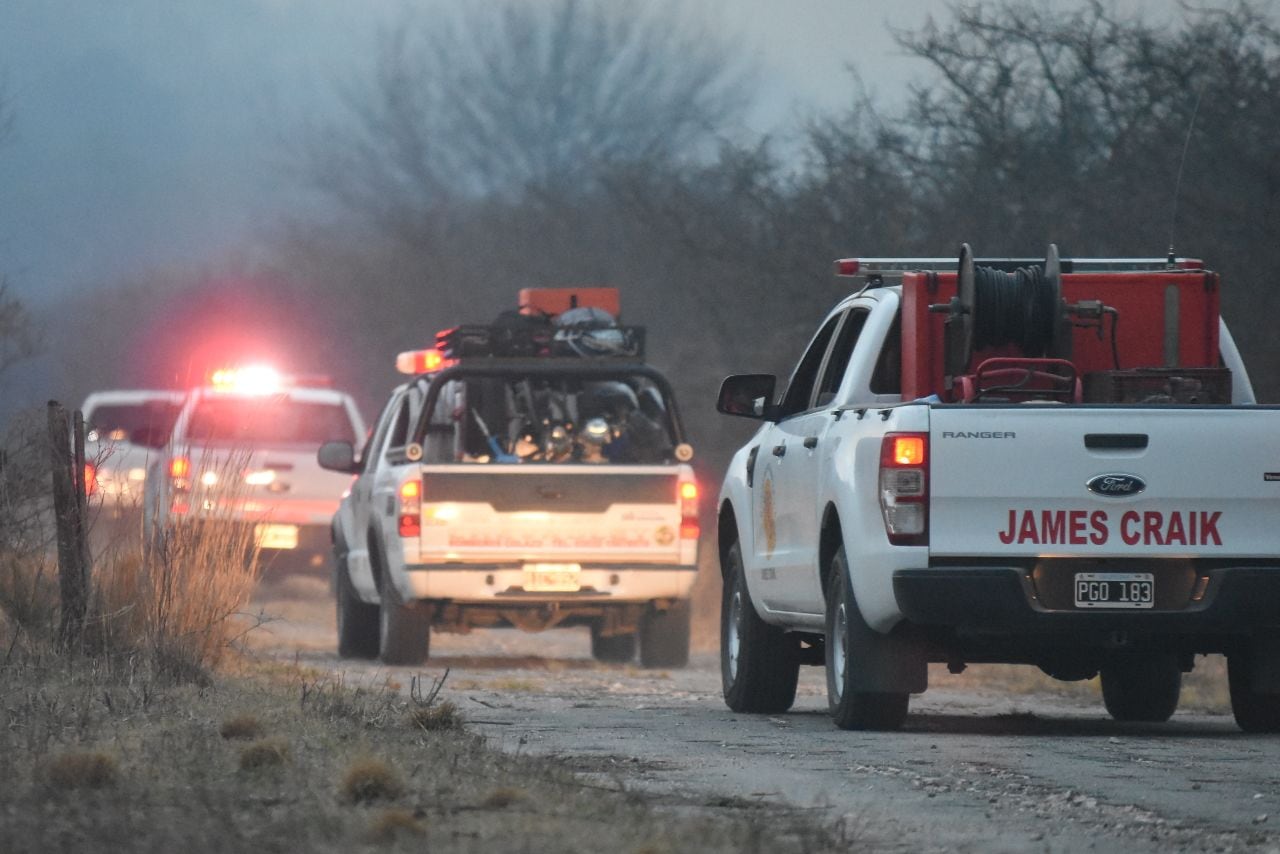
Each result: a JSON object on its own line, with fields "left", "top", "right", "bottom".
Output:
{"left": 971, "top": 264, "right": 1058, "bottom": 357}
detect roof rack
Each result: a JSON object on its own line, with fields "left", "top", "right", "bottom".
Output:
{"left": 835, "top": 257, "right": 1204, "bottom": 279}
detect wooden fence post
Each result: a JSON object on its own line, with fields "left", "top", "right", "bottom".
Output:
{"left": 47, "top": 401, "right": 89, "bottom": 648}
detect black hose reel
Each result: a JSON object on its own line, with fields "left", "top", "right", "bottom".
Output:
{"left": 933, "top": 243, "right": 1074, "bottom": 387}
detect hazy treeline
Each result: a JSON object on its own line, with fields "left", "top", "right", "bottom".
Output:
{"left": 24, "top": 0, "right": 1280, "bottom": 472}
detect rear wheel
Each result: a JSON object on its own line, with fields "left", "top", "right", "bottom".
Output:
{"left": 373, "top": 542, "right": 430, "bottom": 666}
{"left": 1100, "top": 654, "right": 1181, "bottom": 722}
{"left": 720, "top": 541, "right": 799, "bottom": 713}
{"left": 639, "top": 600, "right": 691, "bottom": 668}
{"left": 1229, "top": 652, "right": 1280, "bottom": 733}
{"left": 590, "top": 626, "right": 636, "bottom": 663}
{"left": 825, "top": 547, "right": 909, "bottom": 731}
{"left": 336, "top": 552, "right": 379, "bottom": 660}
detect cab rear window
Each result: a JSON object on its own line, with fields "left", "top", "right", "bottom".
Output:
{"left": 87, "top": 401, "right": 182, "bottom": 440}
{"left": 187, "top": 397, "right": 356, "bottom": 447}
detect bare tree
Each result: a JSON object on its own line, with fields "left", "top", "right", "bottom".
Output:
{"left": 0, "top": 81, "right": 39, "bottom": 384}
{"left": 303, "top": 0, "right": 751, "bottom": 238}
{"left": 0, "top": 281, "right": 39, "bottom": 382}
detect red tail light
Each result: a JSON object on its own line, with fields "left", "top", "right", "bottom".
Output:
{"left": 398, "top": 478, "right": 422, "bottom": 537}
{"left": 679, "top": 479, "right": 699, "bottom": 541}
{"left": 84, "top": 463, "right": 97, "bottom": 496}
{"left": 879, "top": 432, "right": 928, "bottom": 546}
{"left": 168, "top": 455, "right": 191, "bottom": 492}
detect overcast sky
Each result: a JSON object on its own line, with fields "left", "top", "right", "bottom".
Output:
{"left": 0, "top": 0, "right": 1190, "bottom": 305}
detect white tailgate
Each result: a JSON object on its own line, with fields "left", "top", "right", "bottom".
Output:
{"left": 418, "top": 464, "right": 688, "bottom": 564}
{"left": 929, "top": 406, "right": 1280, "bottom": 558}
{"left": 183, "top": 446, "right": 350, "bottom": 526}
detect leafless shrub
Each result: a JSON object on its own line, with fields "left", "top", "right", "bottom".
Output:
{"left": 341, "top": 756, "right": 403, "bottom": 803}
{"left": 219, "top": 714, "right": 264, "bottom": 740}
{"left": 238, "top": 737, "right": 290, "bottom": 771}
{"left": 43, "top": 750, "right": 119, "bottom": 790}
{"left": 298, "top": 673, "right": 403, "bottom": 727}
{"left": 0, "top": 410, "right": 58, "bottom": 649}
{"left": 86, "top": 453, "right": 261, "bottom": 681}
{"left": 409, "top": 700, "right": 463, "bottom": 732}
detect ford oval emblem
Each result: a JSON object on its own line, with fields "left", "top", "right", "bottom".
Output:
{"left": 1086, "top": 473, "right": 1146, "bottom": 497}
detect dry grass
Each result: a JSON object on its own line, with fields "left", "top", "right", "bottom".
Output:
{"left": 238, "top": 737, "right": 290, "bottom": 770}
{"left": 367, "top": 809, "right": 427, "bottom": 843}
{"left": 87, "top": 459, "right": 262, "bottom": 682}
{"left": 219, "top": 713, "right": 264, "bottom": 740}
{"left": 341, "top": 756, "right": 404, "bottom": 803}
{"left": 489, "top": 677, "right": 542, "bottom": 692}
{"left": 0, "top": 411, "right": 849, "bottom": 853}
{"left": 409, "top": 699, "right": 463, "bottom": 731}
{"left": 480, "top": 786, "right": 526, "bottom": 808}
{"left": 43, "top": 750, "right": 119, "bottom": 790}
{"left": 0, "top": 654, "right": 851, "bottom": 854}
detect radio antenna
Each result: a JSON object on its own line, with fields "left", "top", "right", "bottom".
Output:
{"left": 1167, "top": 82, "right": 1206, "bottom": 258}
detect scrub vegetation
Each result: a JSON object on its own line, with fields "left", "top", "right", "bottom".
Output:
{"left": 42, "top": 1, "right": 1280, "bottom": 473}
{"left": 0, "top": 419, "right": 849, "bottom": 853}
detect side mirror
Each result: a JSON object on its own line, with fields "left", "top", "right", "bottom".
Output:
{"left": 317, "top": 440, "right": 358, "bottom": 474}
{"left": 717, "top": 374, "right": 778, "bottom": 420}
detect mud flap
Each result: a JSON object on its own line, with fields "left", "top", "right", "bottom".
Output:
{"left": 846, "top": 605, "right": 928, "bottom": 694}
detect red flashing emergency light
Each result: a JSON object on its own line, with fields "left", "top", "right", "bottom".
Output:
{"left": 209, "top": 364, "right": 283, "bottom": 395}
{"left": 835, "top": 258, "right": 861, "bottom": 277}
{"left": 396, "top": 348, "right": 449, "bottom": 375}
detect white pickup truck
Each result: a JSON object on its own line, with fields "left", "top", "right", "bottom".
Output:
{"left": 143, "top": 368, "right": 366, "bottom": 574}
{"left": 81, "top": 389, "right": 185, "bottom": 553}
{"left": 81, "top": 389, "right": 184, "bottom": 509}
{"left": 716, "top": 250, "right": 1280, "bottom": 732}
{"left": 318, "top": 353, "right": 700, "bottom": 667}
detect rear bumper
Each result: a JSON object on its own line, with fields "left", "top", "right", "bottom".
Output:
{"left": 403, "top": 563, "right": 696, "bottom": 603}
{"left": 893, "top": 566, "right": 1280, "bottom": 635}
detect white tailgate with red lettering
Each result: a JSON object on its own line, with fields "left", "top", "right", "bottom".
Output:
{"left": 928, "top": 406, "right": 1280, "bottom": 557}
{"left": 416, "top": 463, "right": 697, "bottom": 565}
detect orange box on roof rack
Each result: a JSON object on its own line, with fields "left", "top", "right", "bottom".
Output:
{"left": 519, "top": 287, "right": 620, "bottom": 318}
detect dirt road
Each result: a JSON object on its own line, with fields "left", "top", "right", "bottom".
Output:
{"left": 251, "top": 579, "right": 1280, "bottom": 853}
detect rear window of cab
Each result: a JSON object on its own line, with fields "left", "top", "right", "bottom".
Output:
{"left": 186, "top": 396, "right": 356, "bottom": 447}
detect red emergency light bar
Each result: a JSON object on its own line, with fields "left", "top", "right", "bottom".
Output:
{"left": 207, "top": 365, "right": 330, "bottom": 393}
{"left": 396, "top": 348, "right": 451, "bottom": 376}
{"left": 210, "top": 365, "right": 283, "bottom": 394}
{"left": 835, "top": 257, "right": 1204, "bottom": 278}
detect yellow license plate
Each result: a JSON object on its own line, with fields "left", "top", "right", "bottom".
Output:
{"left": 522, "top": 563, "right": 581, "bottom": 592}
{"left": 255, "top": 523, "right": 299, "bottom": 550}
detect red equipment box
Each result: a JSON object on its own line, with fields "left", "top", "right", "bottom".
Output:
{"left": 899, "top": 269, "right": 1221, "bottom": 401}
{"left": 519, "top": 287, "right": 620, "bottom": 318}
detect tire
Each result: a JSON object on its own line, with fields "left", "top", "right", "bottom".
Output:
{"left": 720, "top": 541, "right": 799, "bottom": 713}
{"left": 1100, "top": 654, "right": 1181, "bottom": 723}
{"left": 639, "top": 600, "right": 691, "bottom": 668}
{"left": 1228, "top": 652, "right": 1280, "bottom": 733}
{"left": 335, "top": 551, "right": 379, "bottom": 660}
{"left": 373, "top": 541, "right": 430, "bottom": 666}
{"left": 591, "top": 626, "right": 637, "bottom": 663}
{"left": 825, "top": 547, "right": 909, "bottom": 731}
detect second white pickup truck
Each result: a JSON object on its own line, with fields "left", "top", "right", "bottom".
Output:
{"left": 319, "top": 350, "right": 700, "bottom": 667}
{"left": 716, "top": 249, "right": 1280, "bottom": 732}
